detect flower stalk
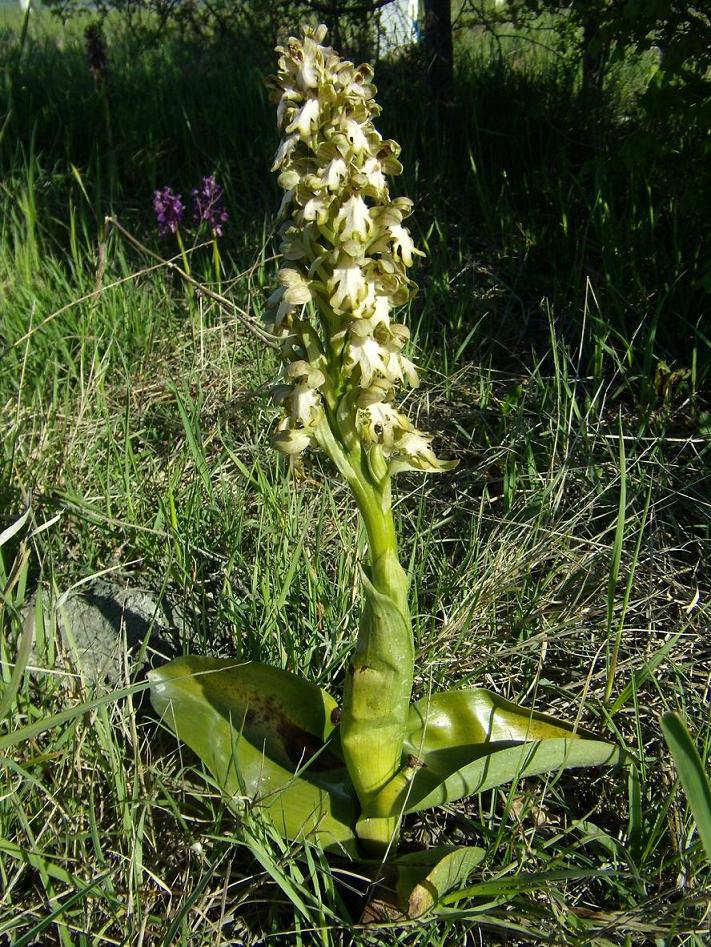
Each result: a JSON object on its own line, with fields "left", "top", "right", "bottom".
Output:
{"left": 267, "top": 24, "right": 455, "bottom": 852}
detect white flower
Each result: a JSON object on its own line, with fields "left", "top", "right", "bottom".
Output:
{"left": 390, "top": 431, "right": 458, "bottom": 474}
{"left": 267, "top": 24, "right": 453, "bottom": 476}
{"left": 279, "top": 227, "right": 307, "bottom": 260}
{"left": 389, "top": 224, "right": 420, "bottom": 267}
{"left": 330, "top": 255, "right": 366, "bottom": 310}
{"left": 335, "top": 62, "right": 375, "bottom": 100}
{"left": 278, "top": 169, "right": 301, "bottom": 190}
{"left": 371, "top": 294, "right": 391, "bottom": 326}
{"left": 265, "top": 287, "right": 295, "bottom": 330}
{"left": 272, "top": 135, "right": 298, "bottom": 171}
{"left": 286, "top": 360, "right": 325, "bottom": 389}
{"left": 272, "top": 428, "right": 313, "bottom": 455}
{"left": 277, "top": 87, "right": 301, "bottom": 127}
{"left": 387, "top": 352, "right": 419, "bottom": 388}
{"left": 346, "top": 328, "right": 389, "bottom": 387}
{"left": 335, "top": 195, "right": 372, "bottom": 241}
{"left": 360, "top": 401, "right": 411, "bottom": 447}
{"left": 283, "top": 282, "right": 312, "bottom": 305}
{"left": 342, "top": 119, "right": 369, "bottom": 154}
{"left": 277, "top": 188, "right": 296, "bottom": 219}
{"left": 287, "top": 97, "right": 320, "bottom": 138}
{"left": 357, "top": 157, "right": 387, "bottom": 196}
{"left": 322, "top": 157, "right": 348, "bottom": 190}
{"left": 302, "top": 193, "right": 330, "bottom": 223}
{"left": 290, "top": 383, "right": 322, "bottom": 425}
{"left": 297, "top": 48, "right": 320, "bottom": 90}
{"left": 279, "top": 268, "right": 311, "bottom": 297}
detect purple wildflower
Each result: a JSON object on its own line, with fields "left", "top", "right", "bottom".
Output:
{"left": 192, "top": 175, "right": 229, "bottom": 236}
{"left": 153, "top": 187, "right": 185, "bottom": 236}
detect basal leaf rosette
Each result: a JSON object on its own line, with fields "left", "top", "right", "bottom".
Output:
{"left": 266, "top": 24, "right": 455, "bottom": 477}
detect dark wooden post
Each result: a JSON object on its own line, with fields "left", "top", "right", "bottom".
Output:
{"left": 423, "top": 0, "right": 453, "bottom": 103}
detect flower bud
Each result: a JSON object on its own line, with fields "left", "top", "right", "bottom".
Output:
{"left": 272, "top": 428, "right": 313, "bottom": 455}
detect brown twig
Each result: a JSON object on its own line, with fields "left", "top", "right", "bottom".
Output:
{"left": 105, "top": 215, "right": 280, "bottom": 350}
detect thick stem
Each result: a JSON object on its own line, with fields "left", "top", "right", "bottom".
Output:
{"left": 341, "top": 464, "right": 414, "bottom": 854}
{"left": 314, "top": 394, "right": 415, "bottom": 854}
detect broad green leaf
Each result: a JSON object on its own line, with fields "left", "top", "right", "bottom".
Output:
{"left": 408, "top": 738, "right": 622, "bottom": 814}
{"left": 361, "top": 846, "right": 485, "bottom": 921}
{"left": 368, "top": 689, "right": 622, "bottom": 815}
{"left": 661, "top": 712, "right": 711, "bottom": 864}
{"left": 407, "top": 688, "right": 584, "bottom": 750}
{"left": 149, "top": 656, "right": 360, "bottom": 855}
{"left": 393, "top": 845, "right": 485, "bottom": 918}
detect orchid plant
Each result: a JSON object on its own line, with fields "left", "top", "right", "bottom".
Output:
{"left": 149, "top": 25, "right": 622, "bottom": 918}
{"left": 153, "top": 176, "right": 228, "bottom": 284}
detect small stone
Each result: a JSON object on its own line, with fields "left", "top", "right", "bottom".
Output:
{"left": 25, "top": 578, "right": 183, "bottom": 688}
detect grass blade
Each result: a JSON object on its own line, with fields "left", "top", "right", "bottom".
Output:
{"left": 603, "top": 415, "right": 627, "bottom": 703}
{"left": 660, "top": 712, "right": 711, "bottom": 864}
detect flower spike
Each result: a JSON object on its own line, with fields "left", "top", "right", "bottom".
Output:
{"left": 267, "top": 24, "right": 455, "bottom": 476}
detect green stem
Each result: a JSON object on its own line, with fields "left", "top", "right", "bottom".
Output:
{"left": 315, "top": 410, "right": 413, "bottom": 854}
{"left": 175, "top": 229, "right": 191, "bottom": 280}
{"left": 212, "top": 234, "right": 222, "bottom": 291}
{"left": 346, "top": 477, "right": 413, "bottom": 854}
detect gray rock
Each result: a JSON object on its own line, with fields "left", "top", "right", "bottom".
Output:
{"left": 26, "top": 578, "right": 184, "bottom": 687}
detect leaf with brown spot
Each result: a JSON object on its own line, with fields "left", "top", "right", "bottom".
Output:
{"left": 149, "top": 655, "right": 359, "bottom": 854}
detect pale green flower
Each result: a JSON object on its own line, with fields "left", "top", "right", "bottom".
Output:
{"left": 267, "top": 24, "right": 455, "bottom": 475}
{"left": 335, "top": 195, "right": 372, "bottom": 241}
{"left": 272, "top": 426, "right": 313, "bottom": 455}
{"left": 329, "top": 254, "right": 367, "bottom": 311}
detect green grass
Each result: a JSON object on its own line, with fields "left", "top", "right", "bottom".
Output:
{"left": 1, "top": 9, "right": 709, "bottom": 945}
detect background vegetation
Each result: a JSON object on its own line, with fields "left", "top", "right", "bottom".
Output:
{"left": 1, "top": 2, "right": 709, "bottom": 943}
